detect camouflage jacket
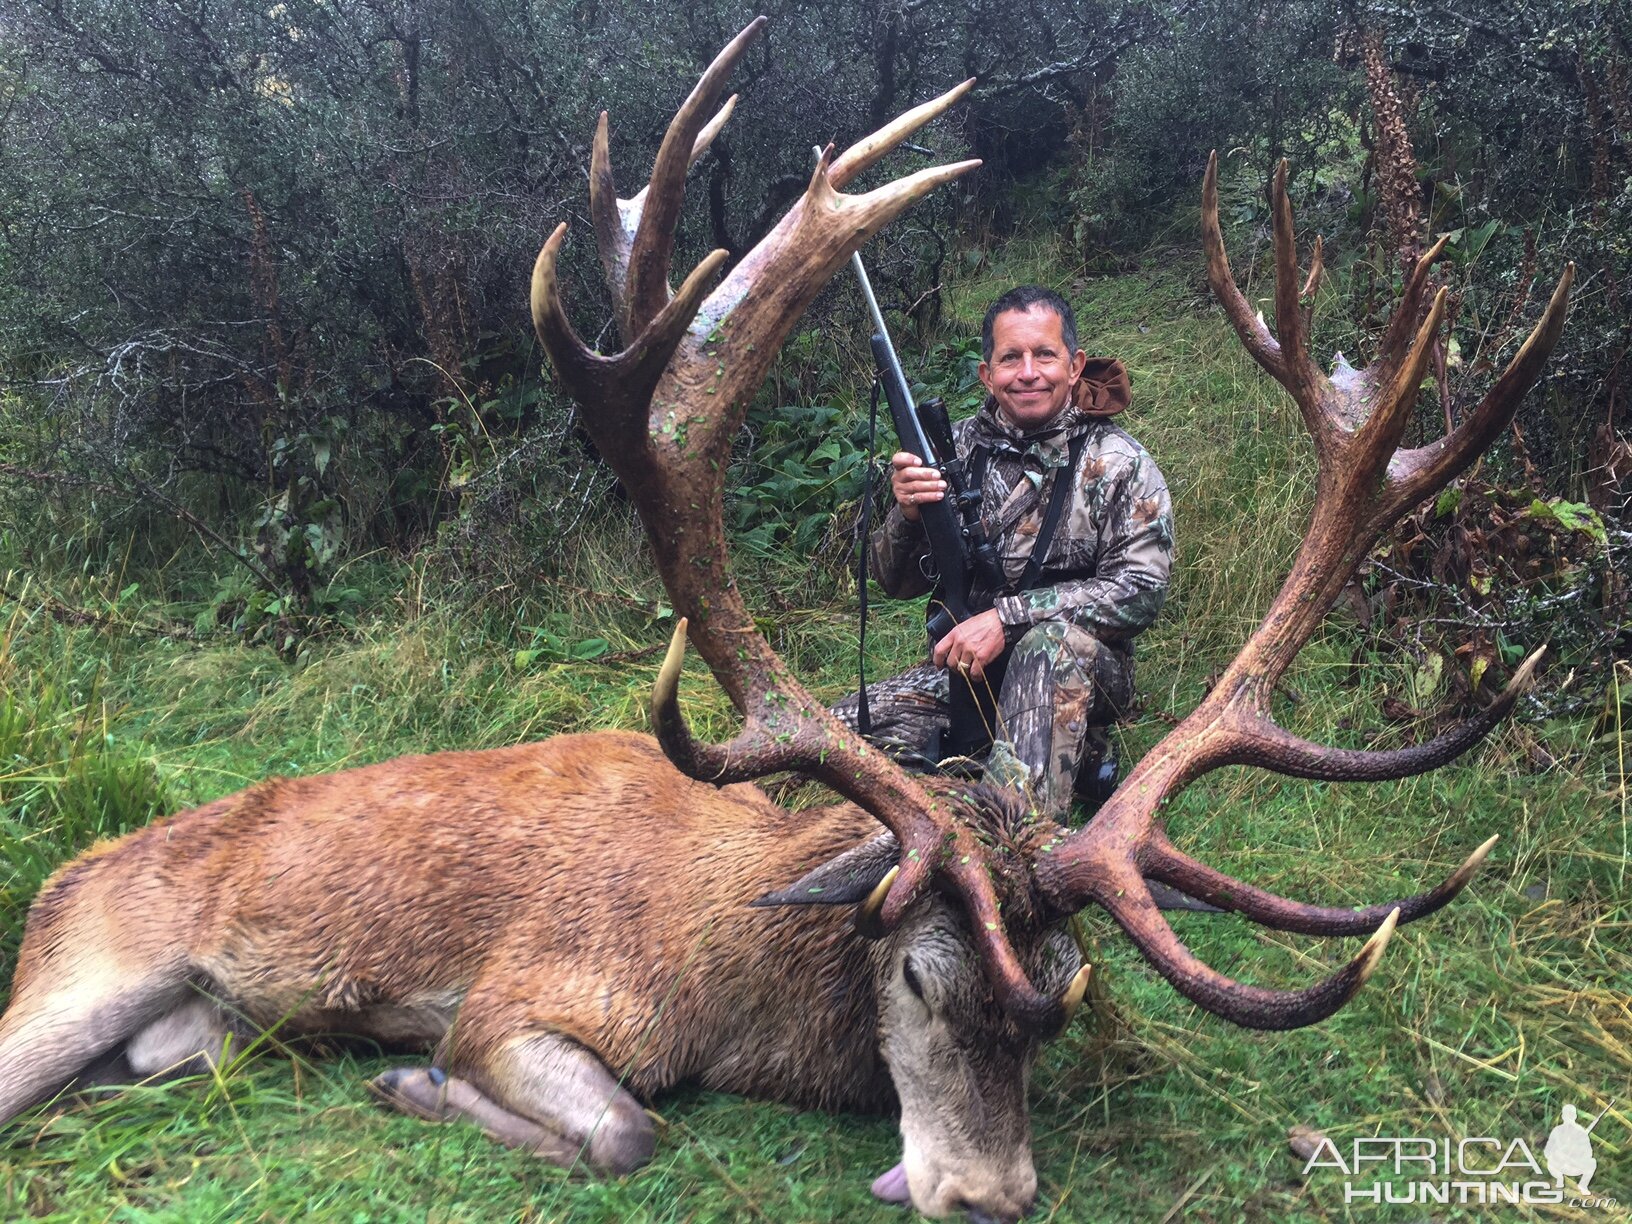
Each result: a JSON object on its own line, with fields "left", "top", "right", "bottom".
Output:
{"left": 872, "top": 397, "right": 1173, "bottom": 656}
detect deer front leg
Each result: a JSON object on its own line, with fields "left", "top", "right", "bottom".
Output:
{"left": 369, "top": 1030, "right": 654, "bottom": 1175}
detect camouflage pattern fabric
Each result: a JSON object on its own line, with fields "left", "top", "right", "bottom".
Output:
{"left": 837, "top": 395, "right": 1172, "bottom": 822}
{"left": 871, "top": 399, "right": 1174, "bottom": 657}
{"left": 830, "top": 621, "right": 1133, "bottom": 822}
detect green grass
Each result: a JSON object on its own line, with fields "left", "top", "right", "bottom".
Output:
{"left": 0, "top": 239, "right": 1626, "bottom": 1221}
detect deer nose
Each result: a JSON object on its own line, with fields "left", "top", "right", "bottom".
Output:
{"left": 958, "top": 1191, "right": 1035, "bottom": 1224}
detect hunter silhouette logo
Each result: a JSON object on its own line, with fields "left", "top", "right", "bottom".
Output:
{"left": 1545, "top": 1103, "right": 1604, "bottom": 1193}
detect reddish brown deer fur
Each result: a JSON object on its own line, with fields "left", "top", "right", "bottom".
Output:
{"left": 0, "top": 733, "right": 1071, "bottom": 1219}
{"left": 0, "top": 17, "right": 1573, "bottom": 1224}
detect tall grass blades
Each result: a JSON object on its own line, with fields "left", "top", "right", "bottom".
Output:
{"left": 0, "top": 608, "right": 169, "bottom": 1001}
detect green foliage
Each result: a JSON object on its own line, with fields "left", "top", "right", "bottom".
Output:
{"left": 253, "top": 415, "right": 348, "bottom": 599}
{"left": 0, "top": 266, "right": 1623, "bottom": 1211}
{"left": 4, "top": 0, "right": 1624, "bottom": 654}
{"left": 1066, "top": 1, "right": 1353, "bottom": 249}
{"left": 196, "top": 570, "right": 368, "bottom": 649}
{"left": 917, "top": 336, "right": 990, "bottom": 418}
{"left": 514, "top": 612, "right": 616, "bottom": 668}
{"left": 1, "top": 0, "right": 1159, "bottom": 611}
{"left": 1525, "top": 497, "right": 1609, "bottom": 548}
{"left": 725, "top": 333, "right": 985, "bottom": 569}
{"left": 1363, "top": 478, "right": 1626, "bottom": 718}
{"left": 731, "top": 402, "right": 872, "bottom": 559}
{"left": 0, "top": 627, "right": 169, "bottom": 992}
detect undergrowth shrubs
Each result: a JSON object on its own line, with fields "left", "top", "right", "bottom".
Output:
{"left": 727, "top": 336, "right": 986, "bottom": 573}
{"left": 731, "top": 401, "right": 872, "bottom": 562}
{"left": 1363, "top": 479, "right": 1626, "bottom": 721}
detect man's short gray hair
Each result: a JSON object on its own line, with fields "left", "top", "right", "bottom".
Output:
{"left": 981, "top": 286, "right": 1078, "bottom": 362}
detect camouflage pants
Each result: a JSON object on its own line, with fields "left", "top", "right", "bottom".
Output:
{"left": 830, "top": 621, "right": 1133, "bottom": 823}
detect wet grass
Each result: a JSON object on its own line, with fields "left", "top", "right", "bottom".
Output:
{"left": 0, "top": 240, "right": 1625, "bottom": 1221}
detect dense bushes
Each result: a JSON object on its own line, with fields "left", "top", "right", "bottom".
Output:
{"left": 0, "top": 0, "right": 1135, "bottom": 594}
{"left": 0, "top": 0, "right": 1626, "bottom": 659}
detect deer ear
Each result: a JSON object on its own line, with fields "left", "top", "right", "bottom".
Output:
{"left": 750, "top": 833, "right": 900, "bottom": 907}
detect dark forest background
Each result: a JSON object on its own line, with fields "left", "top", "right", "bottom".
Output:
{"left": 0, "top": 0, "right": 1626, "bottom": 694}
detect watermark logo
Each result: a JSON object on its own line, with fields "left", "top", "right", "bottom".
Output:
{"left": 1545, "top": 1104, "right": 1599, "bottom": 1193}
{"left": 1301, "top": 1102, "right": 1618, "bottom": 1209}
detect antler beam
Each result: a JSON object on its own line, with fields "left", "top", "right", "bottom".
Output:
{"left": 531, "top": 21, "right": 1073, "bottom": 1029}
{"left": 1028, "top": 152, "right": 1572, "bottom": 1029}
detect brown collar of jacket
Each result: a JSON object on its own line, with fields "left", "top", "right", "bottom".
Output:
{"left": 971, "top": 356, "right": 1131, "bottom": 450}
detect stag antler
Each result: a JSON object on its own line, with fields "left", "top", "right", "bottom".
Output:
{"left": 1026, "top": 155, "right": 1573, "bottom": 1028}
{"left": 532, "top": 21, "right": 1573, "bottom": 1033}
{"left": 530, "top": 19, "right": 1074, "bottom": 1028}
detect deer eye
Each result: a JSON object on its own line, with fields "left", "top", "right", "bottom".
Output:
{"left": 901, "top": 958, "right": 926, "bottom": 1001}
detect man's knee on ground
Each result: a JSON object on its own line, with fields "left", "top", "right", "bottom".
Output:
{"left": 1009, "top": 621, "right": 1104, "bottom": 678}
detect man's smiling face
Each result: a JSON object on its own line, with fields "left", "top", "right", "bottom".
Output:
{"left": 978, "top": 304, "right": 1087, "bottom": 432}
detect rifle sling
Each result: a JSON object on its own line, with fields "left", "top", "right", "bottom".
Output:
{"left": 854, "top": 378, "right": 883, "bottom": 739}
{"left": 964, "top": 428, "right": 1089, "bottom": 598}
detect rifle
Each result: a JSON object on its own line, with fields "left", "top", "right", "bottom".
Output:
{"left": 846, "top": 250, "right": 1004, "bottom": 642}
{"left": 845, "top": 242, "right": 1133, "bottom": 804}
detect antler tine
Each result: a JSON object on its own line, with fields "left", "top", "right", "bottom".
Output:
{"left": 1355, "top": 285, "right": 1449, "bottom": 460}
{"left": 1202, "top": 152, "right": 1285, "bottom": 382}
{"left": 651, "top": 618, "right": 835, "bottom": 781}
{"left": 1144, "top": 829, "right": 1499, "bottom": 936}
{"left": 1299, "top": 234, "right": 1324, "bottom": 338}
{"left": 590, "top": 94, "right": 740, "bottom": 343}
{"left": 1385, "top": 263, "right": 1576, "bottom": 519}
{"left": 624, "top": 17, "right": 766, "bottom": 334}
{"left": 1300, "top": 234, "right": 1325, "bottom": 304}
{"left": 1100, "top": 870, "right": 1403, "bottom": 1031}
{"left": 1030, "top": 161, "right": 1571, "bottom": 1031}
{"left": 690, "top": 94, "right": 739, "bottom": 167}
{"left": 531, "top": 222, "right": 729, "bottom": 427}
{"left": 1205, "top": 157, "right": 1343, "bottom": 457}
{"left": 1229, "top": 646, "right": 1546, "bottom": 782}
{"left": 530, "top": 223, "right": 630, "bottom": 417}
{"left": 676, "top": 146, "right": 979, "bottom": 469}
{"left": 829, "top": 78, "right": 976, "bottom": 190}
{"left": 588, "top": 113, "right": 628, "bottom": 324}
{"left": 1269, "top": 161, "right": 1328, "bottom": 414}
{"left": 1376, "top": 232, "right": 1452, "bottom": 370}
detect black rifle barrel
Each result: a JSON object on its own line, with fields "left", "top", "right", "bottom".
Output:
{"left": 846, "top": 243, "right": 980, "bottom": 638}
{"left": 868, "top": 332, "right": 974, "bottom": 634}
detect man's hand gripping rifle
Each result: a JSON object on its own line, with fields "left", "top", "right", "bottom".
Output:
{"left": 850, "top": 252, "right": 1003, "bottom": 643}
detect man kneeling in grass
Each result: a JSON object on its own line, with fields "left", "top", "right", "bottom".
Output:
{"left": 833, "top": 285, "right": 1173, "bottom": 822}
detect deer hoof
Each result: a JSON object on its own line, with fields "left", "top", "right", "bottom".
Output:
{"left": 366, "top": 1067, "right": 449, "bottom": 1123}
